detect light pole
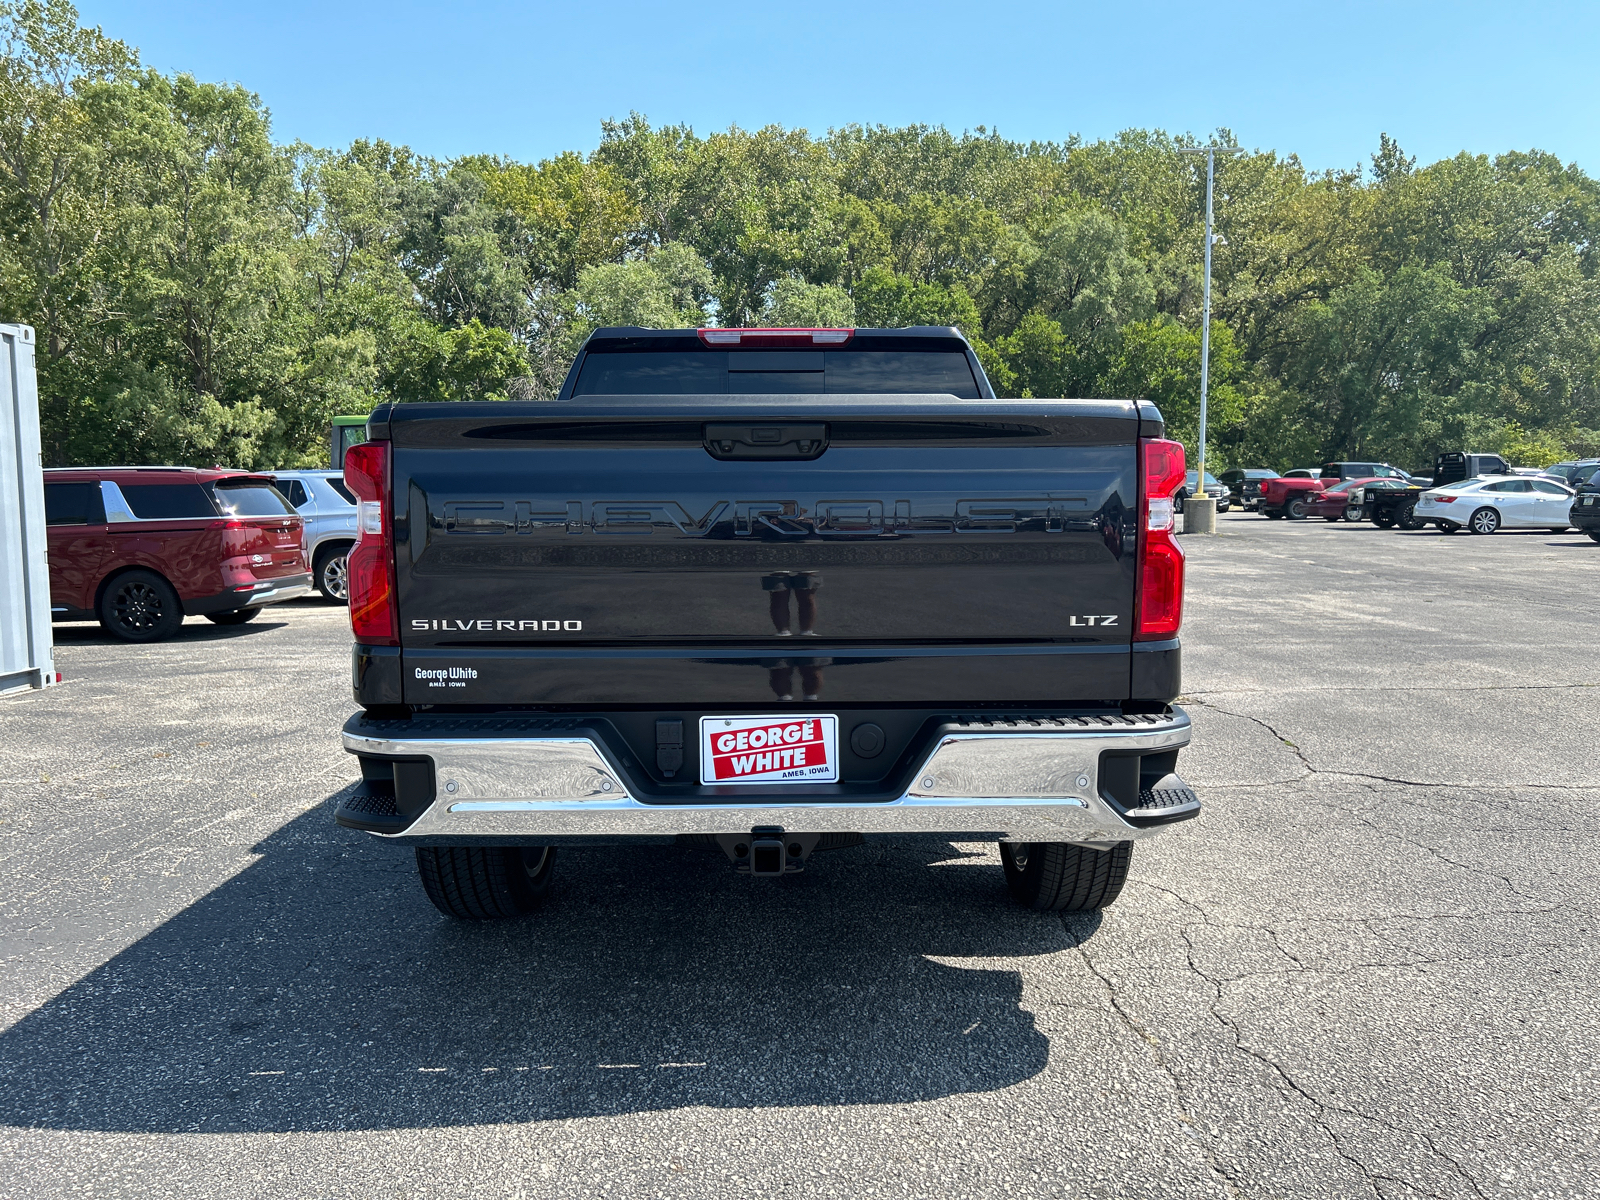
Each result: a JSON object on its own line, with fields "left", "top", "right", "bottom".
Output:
{"left": 1178, "top": 144, "right": 1244, "bottom": 520}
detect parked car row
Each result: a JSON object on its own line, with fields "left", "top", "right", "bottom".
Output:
{"left": 42, "top": 464, "right": 358, "bottom": 643}
{"left": 1215, "top": 450, "right": 1599, "bottom": 540}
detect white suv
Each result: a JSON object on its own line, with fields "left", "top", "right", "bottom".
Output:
{"left": 269, "top": 471, "right": 358, "bottom": 602}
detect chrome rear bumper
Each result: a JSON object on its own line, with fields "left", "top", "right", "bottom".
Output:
{"left": 341, "top": 710, "right": 1195, "bottom": 844}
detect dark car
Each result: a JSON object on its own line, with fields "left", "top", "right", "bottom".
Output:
{"left": 1319, "top": 461, "right": 1412, "bottom": 483}
{"left": 1175, "top": 471, "right": 1231, "bottom": 514}
{"left": 43, "top": 467, "right": 313, "bottom": 642}
{"left": 1303, "top": 476, "right": 1414, "bottom": 522}
{"left": 1219, "top": 468, "right": 1279, "bottom": 511}
{"left": 1543, "top": 459, "right": 1600, "bottom": 488}
{"left": 1570, "top": 468, "right": 1600, "bottom": 543}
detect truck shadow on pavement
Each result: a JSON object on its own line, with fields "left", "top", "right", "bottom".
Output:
{"left": 0, "top": 799, "right": 1081, "bottom": 1133}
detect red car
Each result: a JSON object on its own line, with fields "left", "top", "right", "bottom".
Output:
{"left": 43, "top": 467, "right": 313, "bottom": 642}
{"left": 1303, "top": 476, "right": 1414, "bottom": 522}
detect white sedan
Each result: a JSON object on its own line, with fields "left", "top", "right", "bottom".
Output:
{"left": 1415, "top": 475, "right": 1576, "bottom": 534}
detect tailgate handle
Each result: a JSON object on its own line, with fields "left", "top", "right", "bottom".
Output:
{"left": 704, "top": 423, "right": 828, "bottom": 461}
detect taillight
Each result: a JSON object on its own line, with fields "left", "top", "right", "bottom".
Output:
{"left": 1136, "top": 438, "right": 1186, "bottom": 641}
{"left": 697, "top": 327, "right": 853, "bottom": 346}
{"left": 343, "top": 441, "right": 398, "bottom": 646}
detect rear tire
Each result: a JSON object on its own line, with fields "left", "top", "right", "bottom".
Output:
{"left": 1263, "top": 508, "right": 1284, "bottom": 520}
{"left": 1374, "top": 513, "right": 1396, "bottom": 528}
{"left": 1342, "top": 506, "right": 1364, "bottom": 522}
{"left": 415, "top": 846, "right": 555, "bottom": 919}
{"left": 1285, "top": 497, "right": 1309, "bottom": 520}
{"left": 314, "top": 543, "right": 351, "bottom": 604}
{"left": 1468, "top": 506, "right": 1501, "bottom": 535}
{"left": 1398, "top": 502, "right": 1427, "bottom": 530}
{"left": 1589, "top": 531, "right": 1600, "bottom": 543}
{"left": 98, "top": 569, "right": 184, "bottom": 642}
{"left": 205, "top": 608, "right": 258, "bottom": 625}
{"left": 999, "top": 841, "right": 1132, "bottom": 912}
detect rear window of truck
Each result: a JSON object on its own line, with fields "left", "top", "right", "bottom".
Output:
{"left": 572, "top": 349, "right": 981, "bottom": 398}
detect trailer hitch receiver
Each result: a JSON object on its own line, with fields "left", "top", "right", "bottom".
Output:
{"left": 714, "top": 828, "right": 821, "bottom": 875}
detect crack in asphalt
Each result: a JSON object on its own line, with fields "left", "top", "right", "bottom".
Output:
{"left": 1184, "top": 696, "right": 1588, "bottom": 792}
{"left": 1115, "top": 881, "right": 1493, "bottom": 1200}
{"left": 1133, "top": 881, "right": 1561, "bottom": 983}
{"left": 1063, "top": 921, "right": 1243, "bottom": 1200}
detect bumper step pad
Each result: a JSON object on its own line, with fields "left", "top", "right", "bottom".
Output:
{"left": 1116, "top": 773, "right": 1201, "bottom": 827}
{"left": 335, "top": 783, "right": 411, "bottom": 835}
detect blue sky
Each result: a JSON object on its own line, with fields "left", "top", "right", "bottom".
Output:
{"left": 77, "top": 0, "right": 1600, "bottom": 173}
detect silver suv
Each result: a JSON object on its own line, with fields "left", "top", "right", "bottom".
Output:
{"left": 269, "top": 471, "right": 358, "bottom": 603}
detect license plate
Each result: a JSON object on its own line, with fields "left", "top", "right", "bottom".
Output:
{"left": 700, "top": 715, "right": 838, "bottom": 785}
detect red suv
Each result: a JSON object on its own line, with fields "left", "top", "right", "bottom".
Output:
{"left": 43, "top": 467, "right": 312, "bottom": 642}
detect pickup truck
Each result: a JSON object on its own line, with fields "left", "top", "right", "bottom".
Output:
{"left": 334, "top": 326, "right": 1200, "bottom": 919}
{"left": 1257, "top": 474, "right": 1326, "bottom": 519}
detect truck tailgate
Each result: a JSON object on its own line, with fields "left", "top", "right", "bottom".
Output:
{"left": 385, "top": 396, "right": 1152, "bottom": 706}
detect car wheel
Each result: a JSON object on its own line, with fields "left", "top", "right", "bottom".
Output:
{"left": 205, "top": 608, "right": 258, "bottom": 625}
{"left": 98, "top": 569, "right": 184, "bottom": 642}
{"left": 1468, "top": 507, "right": 1501, "bottom": 535}
{"left": 1398, "top": 502, "right": 1427, "bottom": 530}
{"left": 415, "top": 846, "right": 555, "bottom": 919}
{"left": 999, "top": 841, "right": 1131, "bottom": 911}
{"left": 1437, "top": 521, "right": 1461, "bottom": 533}
{"left": 1324, "top": 514, "right": 1341, "bottom": 523}
{"left": 1342, "top": 506, "right": 1364, "bottom": 522}
{"left": 1285, "top": 497, "right": 1309, "bottom": 520}
{"left": 1589, "top": 532, "right": 1600, "bottom": 543}
{"left": 1374, "top": 514, "right": 1396, "bottom": 528}
{"left": 1263, "top": 508, "right": 1283, "bottom": 520}
{"left": 314, "top": 544, "right": 351, "bottom": 605}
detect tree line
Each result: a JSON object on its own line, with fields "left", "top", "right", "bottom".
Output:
{"left": 3, "top": 0, "right": 1598, "bottom": 471}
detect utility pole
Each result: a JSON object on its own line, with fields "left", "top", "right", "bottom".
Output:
{"left": 1178, "top": 144, "right": 1244, "bottom": 530}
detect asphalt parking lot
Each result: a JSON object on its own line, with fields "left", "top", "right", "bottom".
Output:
{"left": 1, "top": 513, "right": 1595, "bottom": 1199}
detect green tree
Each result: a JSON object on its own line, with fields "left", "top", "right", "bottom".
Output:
{"left": 763, "top": 278, "right": 855, "bottom": 327}
{"left": 1097, "top": 318, "right": 1246, "bottom": 455}
{"left": 383, "top": 317, "right": 527, "bottom": 403}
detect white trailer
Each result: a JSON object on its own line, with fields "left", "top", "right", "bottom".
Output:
{"left": 0, "top": 324, "right": 57, "bottom": 695}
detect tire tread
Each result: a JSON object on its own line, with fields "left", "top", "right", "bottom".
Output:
{"left": 415, "top": 846, "right": 551, "bottom": 919}
{"left": 1002, "top": 841, "right": 1132, "bottom": 912}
